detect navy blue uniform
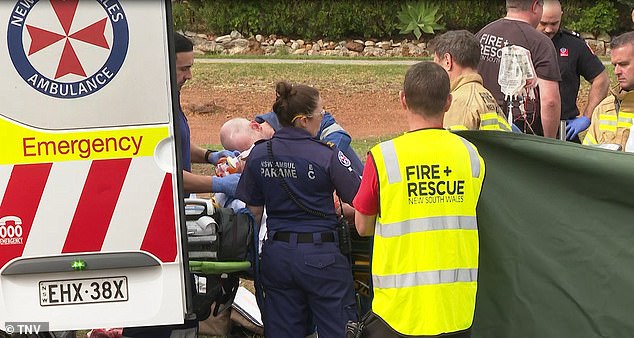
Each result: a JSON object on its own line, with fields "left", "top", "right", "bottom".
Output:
{"left": 236, "top": 127, "right": 361, "bottom": 338}
{"left": 552, "top": 29, "right": 605, "bottom": 120}
{"left": 255, "top": 111, "right": 365, "bottom": 176}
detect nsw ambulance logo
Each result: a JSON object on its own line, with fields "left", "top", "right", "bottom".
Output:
{"left": 7, "top": 0, "right": 129, "bottom": 99}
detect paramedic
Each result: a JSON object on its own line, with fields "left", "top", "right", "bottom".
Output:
{"left": 236, "top": 81, "right": 361, "bottom": 337}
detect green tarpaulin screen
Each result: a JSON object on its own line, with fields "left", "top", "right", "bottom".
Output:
{"left": 456, "top": 131, "right": 634, "bottom": 338}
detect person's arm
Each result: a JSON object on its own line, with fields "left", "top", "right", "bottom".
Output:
{"left": 247, "top": 205, "right": 264, "bottom": 228}
{"left": 538, "top": 78, "right": 561, "bottom": 138}
{"left": 182, "top": 170, "right": 211, "bottom": 194}
{"left": 182, "top": 170, "right": 240, "bottom": 195}
{"left": 352, "top": 154, "right": 379, "bottom": 237}
{"left": 190, "top": 142, "right": 208, "bottom": 164}
{"left": 355, "top": 212, "right": 376, "bottom": 237}
{"left": 581, "top": 71, "right": 609, "bottom": 119}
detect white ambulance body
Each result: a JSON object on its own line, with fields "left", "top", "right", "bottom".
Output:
{"left": 0, "top": 0, "right": 189, "bottom": 331}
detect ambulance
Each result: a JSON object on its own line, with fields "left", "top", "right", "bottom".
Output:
{"left": 0, "top": 0, "right": 193, "bottom": 331}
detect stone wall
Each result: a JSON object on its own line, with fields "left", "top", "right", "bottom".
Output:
{"left": 184, "top": 30, "right": 614, "bottom": 58}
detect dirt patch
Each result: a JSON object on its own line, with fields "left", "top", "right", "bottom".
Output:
{"left": 180, "top": 87, "right": 408, "bottom": 147}
{"left": 180, "top": 85, "right": 591, "bottom": 147}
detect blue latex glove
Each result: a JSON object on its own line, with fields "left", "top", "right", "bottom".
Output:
{"left": 208, "top": 150, "right": 240, "bottom": 164}
{"left": 565, "top": 116, "right": 591, "bottom": 140}
{"left": 213, "top": 173, "right": 241, "bottom": 196}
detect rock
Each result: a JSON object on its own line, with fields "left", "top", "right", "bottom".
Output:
{"left": 296, "top": 39, "right": 305, "bottom": 47}
{"left": 273, "top": 39, "right": 286, "bottom": 47}
{"left": 293, "top": 48, "right": 307, "bottom": 55}
{"left": 263, "top": 46, "right": 277, "bottom": 55}
{"left": 312, "top": 44, "right": 320, "bottom": 52}
{"left": 230, "top": 30, "right": 242, "bottom": 39}
{"left": 354, "top": 39, "right": 364, "bottom": 44}
{"left": 345, "top": 41, "right": 364, "bottom": 53}
{"left": 580, "top": 32, "right": 595, "bottom": 40}
{"left": 305, "top": 43, "right": 312, "bottom": 50}
{"left": 377, "top": 41, "right": 392, "bottom": 49}
{"left": 228, "top": 46, "right": 249, "bottom": 55}
{"left": 215, "top": 35, "right": 231, "bottom": 43}
{"left": 586, "top": 40, "right": 605, "bottom": 56}
{"left": 224, "top": 38, "right": 249, "bottom": 49}
{"left": 255, "top": 34, "right": 264, "bottom": 42}
{"left": 196, "top": 33, "right": 208, "bottom": 39}
{"left": 365, "top": 40, "right": 375, "bottom": 46}
{"left": 597, "top": 32, "right": 611, "bottom": 43}
{"left": 317, "top": 39, "right": 324, "bottom": 48}
{"left": 291, "top": 41, "right": 300, "bottom": 50}
{"left": 197, "top": 40, "right": 218, "bottom": 53}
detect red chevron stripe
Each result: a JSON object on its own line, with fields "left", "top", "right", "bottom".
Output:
{"left": 62, "top": 158, "right": 130, "bottom": 253}
{"left": 0, "top": 164, "right": 52, "bottom": 268}
{"left": 141, "top": 174, "right": 177, "bottom": 262}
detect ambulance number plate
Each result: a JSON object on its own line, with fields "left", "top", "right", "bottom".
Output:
{"left": 39, "top": 276, "right": 128, "bottom": 306}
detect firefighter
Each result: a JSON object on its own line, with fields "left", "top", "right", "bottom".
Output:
{"left": 583, "top": 32, "right": 634, "bottom": 150}
{"left": 429, "top": 30, "right": 511, "bottom": 131}
{"left": 235, "top": 81, "right": 361, "bottom": 337}
{"left": 354, "top": 62, "right": 485, "bottom": 337}
{"left": 537, "top": 0, "right": 609, "bottom": 143}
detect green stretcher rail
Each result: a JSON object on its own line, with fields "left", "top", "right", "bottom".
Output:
{"left": 189, "top": 260, "right": 251, "bottom": 274}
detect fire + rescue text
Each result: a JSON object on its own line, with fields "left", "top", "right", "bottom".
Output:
{"left": 406, "top": 164, "right": 464, "bottom": 205}
{"left": 23, "top": 135, "right": 143, "bottom": 159}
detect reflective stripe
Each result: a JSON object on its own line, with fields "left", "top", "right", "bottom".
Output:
{"left": 620, "top": 112, "right": 634, "bottom": 119}
{"left": 497, "top": 117, "right": 512, "bottom": 131}
{"left": 583, "top": 132, "right": 597, "bottom": 145}
{"left": 600, "top": 114, "right": 617, "bottom": 121}
{"left": 448, "top": 125, "right": 468, "bottom": 130}
{"left": 320, "top": 122, "right": 345, "bottom": 140}
{"left": 617, "top": 116, "right": 633, "bottom": 128}
{"left": 373, "top": 268, "right": 478, "bottom": 289}
{"left": 376, "top": 215, "right": 477, "bottom": 238}
{"left": 480, "top": 118, "right": 498, "bottom": 127}
{"left": 599, "top": 116, "right": 617, "bottom": 132}
{"left": 458, "top": 138, "right": 480, "bottom": 178}
{"left": 380, "top": 141, "right": 402, "bottom": 184}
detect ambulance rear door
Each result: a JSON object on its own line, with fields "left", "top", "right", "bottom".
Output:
{"left": 0, "top": 0, "right": 190, "bottom": 331}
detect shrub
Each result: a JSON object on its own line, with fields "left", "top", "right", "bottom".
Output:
{"left": 566, "top": 0, "right": 618, "bottom": 35}
{"left": 171, "top": 0, "right": 629, "bottom": 40}
{"left": 440, "top": 1, "right": 505, "bottom": 32}
{"left": 396, "top": 1, "right": 445, "bottom": 40}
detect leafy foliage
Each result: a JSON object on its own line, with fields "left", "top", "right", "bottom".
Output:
{"left": 566, "top": 0, "right": 619, "bottom": 35}
{"left": 396, "top": 1, "right": 445, "bottom": 40}
{"left": 172, "top": 0, "right": 630, "bottom": 39}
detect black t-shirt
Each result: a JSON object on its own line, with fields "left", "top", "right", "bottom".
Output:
{"left": 552, "top": 29, "right": 606, "bottom": 120}
{"left": 477, "top": 19, "right": 561, "bottom": 136}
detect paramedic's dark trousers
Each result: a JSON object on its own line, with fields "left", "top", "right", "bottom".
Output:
{"left": 260, "top": 233, "right": 358, "bottom": 337}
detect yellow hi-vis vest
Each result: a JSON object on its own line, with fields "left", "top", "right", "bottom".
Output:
{"left": 369, "top": 129, "right": 485, "bottom": 336}
{"left": 583, "top": 86, "right": 634, "bottom": 149}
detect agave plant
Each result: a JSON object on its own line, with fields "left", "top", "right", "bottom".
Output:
{"left": 397, "top": 1, "right": 445, "bottom": 40}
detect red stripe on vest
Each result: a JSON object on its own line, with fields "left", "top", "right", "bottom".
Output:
{"left": 0, "top": 164, "right": 52, "bottom": 268}
{"left": 62, "top": 158, "right": 131, "bottom": 253}
{"left": 141, "top": 174, "right": 177, "bottom": 262}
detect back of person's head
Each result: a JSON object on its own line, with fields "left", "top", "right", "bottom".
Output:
{"left": 174, "top": 32, "right": 193, "bottom": 53}
{"left": 220, "top": 118, "right": 255, "bottom": 152}
{"left": 403, "top": 62, "right": 450, "bottom": 117}
{"left": 507, "top": 0, "right": 541, "bottom": 11}
{"left": 429, "top": 30, "right": 481, "bottom": 69}
{"left": 611, "top": 31, "right": 634, "bottom": 50}
{"left": 272, "top": 81, "right": 320, "bottom": 127}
